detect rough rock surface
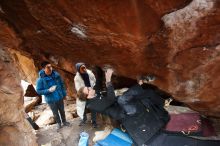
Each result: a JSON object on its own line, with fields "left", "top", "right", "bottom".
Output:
{"left": 0, "top": 0, "right": 220, "bottom": 116}
{"left": 0, "top": 48, "right": 37, "bottom": 146}
{"left": 10, "top": 50, "right": 38, "bottom": 84}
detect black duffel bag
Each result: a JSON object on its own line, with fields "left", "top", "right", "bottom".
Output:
{"left": 122, "top": 100, "right": 169, "bottom": 146}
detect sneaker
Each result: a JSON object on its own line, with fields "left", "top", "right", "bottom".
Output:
{"left": 63, "top": 121, "right": 70, "bottom": 126}
{"left": 56, "top": 123, "right": 62, "bottom": 130}
{"left": 92, "top": 122, "right": 97, "bottom": 128}
{"left": 79, "top": 120, "right": 86, "bottom": 126}
{"left": 120, "top": 124, "right": 126, "bottom": 132}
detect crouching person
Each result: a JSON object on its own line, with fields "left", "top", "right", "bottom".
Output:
{"left": 36, "top": 61, "right": 70, "bottom": 130}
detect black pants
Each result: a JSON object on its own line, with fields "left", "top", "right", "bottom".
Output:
{"left": 48, "top": 99, "right": 66, "bottom": 124}
{"left": 82, "top": 108, "right": 97, "bottom": 123}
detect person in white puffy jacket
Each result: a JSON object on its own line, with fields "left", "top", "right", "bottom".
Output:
{"left": 74, "top": 62, "right": 97, "bottom": 128}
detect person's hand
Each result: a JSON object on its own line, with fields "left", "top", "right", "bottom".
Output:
{"left": 105, "top": 68, "right": 114, "bottom": 82}
{"left": 48, "top": 85, "right": 57, "bottom": 92}
{"left": 138, "top": 80, "right": 143, "bottom": 85}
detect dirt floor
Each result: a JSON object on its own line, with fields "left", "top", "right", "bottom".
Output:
{"left": 35, "top": 105, "right": 220, "bottom": 146}
{"left": 36, "top": 114, "right": 112, "bottom": 146}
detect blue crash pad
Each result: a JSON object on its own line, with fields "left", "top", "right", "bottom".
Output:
{"left": 94, "top": 128, "right": 133, "bottom": 146}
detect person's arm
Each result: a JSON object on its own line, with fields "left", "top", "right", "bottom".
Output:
{"left": 59, "top": 76, "right": 67, "bottom": 97}
{"left": 36, "top": 79, "right": 51, "bottom": 95}
{"left": 106, "top": 82, "right": 116, "bottom": 100}
{"left": 89, "top": 70, "right": 96, "bottom": 88}
{"left": 74, "top": 74, "right": 84, "bottom": 91}
{"left": 105, "top": 69, "right": 116, "bottom": 100}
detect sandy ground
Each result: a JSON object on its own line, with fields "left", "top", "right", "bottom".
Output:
{"left": 36, "top": 113, "right": 111, "bottom": 146}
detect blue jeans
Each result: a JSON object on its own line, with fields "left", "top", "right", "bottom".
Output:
{"left": 48, "top": 99, "right": 66, "bottom": 124}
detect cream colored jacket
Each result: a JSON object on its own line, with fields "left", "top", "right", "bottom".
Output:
{"left": 74, "top": 69, "right": 96, "bottom": 119}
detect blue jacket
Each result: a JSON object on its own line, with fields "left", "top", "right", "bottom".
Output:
{"left": 36, "top": 70, "right": 66, "bottom": 103}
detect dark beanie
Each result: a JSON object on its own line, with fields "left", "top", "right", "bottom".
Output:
{"left": 41, "top": 61, "right": 50, "bottom": 68}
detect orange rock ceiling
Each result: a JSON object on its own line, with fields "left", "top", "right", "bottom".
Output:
{"left": 0, "top": 0, "right": 220, "bottom": 116}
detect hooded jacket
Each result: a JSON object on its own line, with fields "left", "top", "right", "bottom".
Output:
{"left": 36, "top": 69, "right": 66, "bottom": 103}
{"left": 74, "top": 63, "right": 96, "bottom": 119}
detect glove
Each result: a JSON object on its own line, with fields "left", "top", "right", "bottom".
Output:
{"left": 48, "top": 85, "right": 57, "bottom": 92}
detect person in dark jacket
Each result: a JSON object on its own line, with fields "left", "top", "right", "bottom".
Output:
{"left": 77, "top": 69, "right": 168, "bottom": 120}
{"left": 77, "top": 68, "right": 126, "bottom": 120}
{"left": 36, "top": 61, "right": 70, "bottom": 130}
{"left": 77, "top": 68, "right": 169, "bottom": 143}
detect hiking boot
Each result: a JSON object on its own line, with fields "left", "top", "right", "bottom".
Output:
{"left": 92, "top": 122, "right": 97, "bottom": 128}
{"left": 56, "top": 123, "right": 62, "bottom": 130}
{"left": 79, "top": 120, "right": 86, "bottom": 126}
{"left": 63, "top": 121, "right": 70, "bottom": 126}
